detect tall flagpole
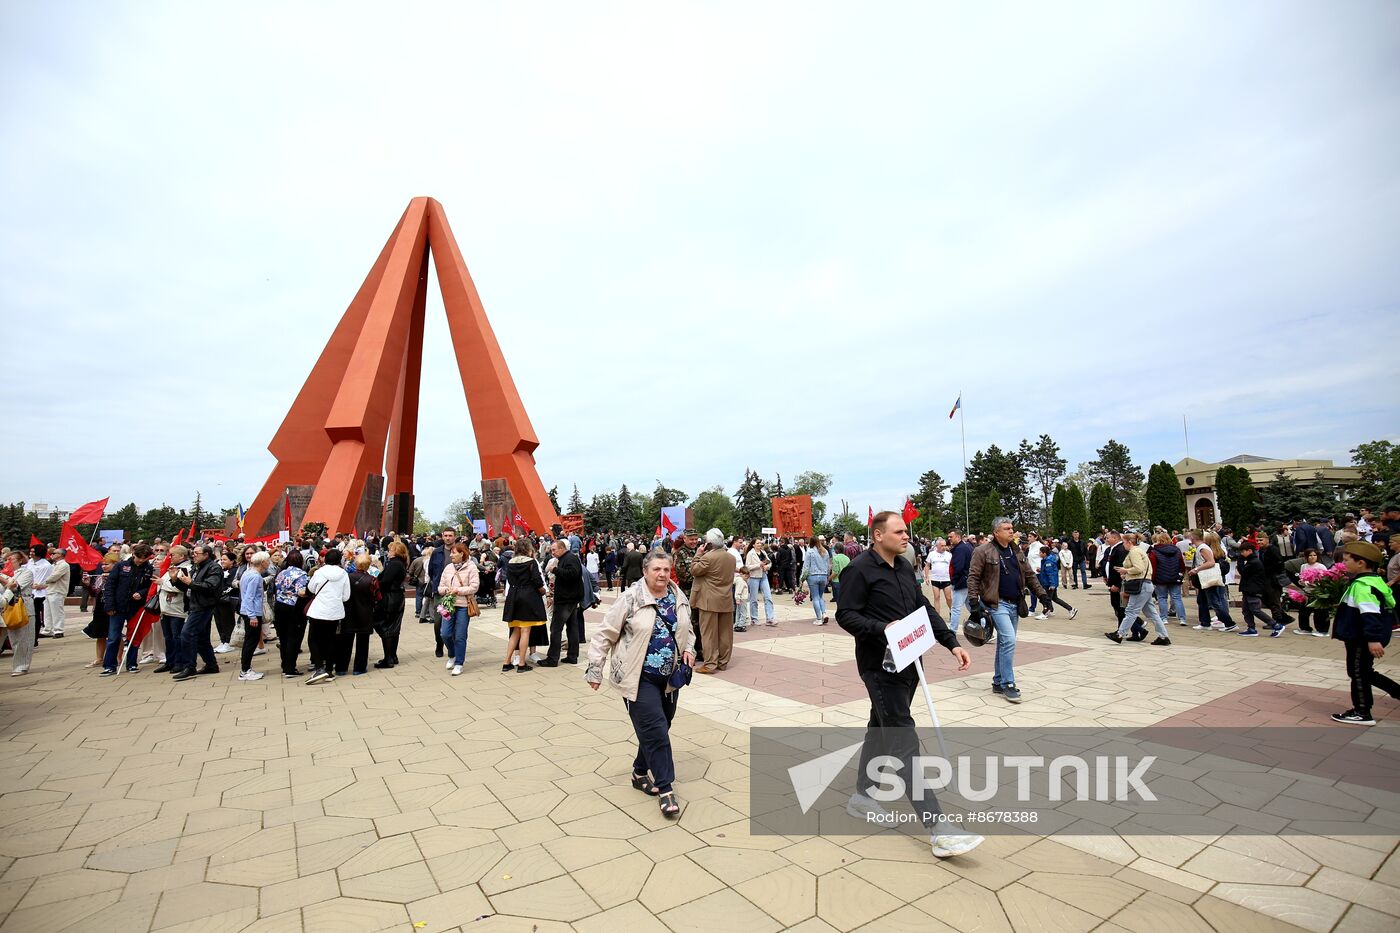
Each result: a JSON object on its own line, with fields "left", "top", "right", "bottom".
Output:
{"left": 959, "top": 390, "right": 971, "bottom": 533}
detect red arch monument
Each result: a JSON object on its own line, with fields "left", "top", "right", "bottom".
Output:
{"left": 243, "top": 197, "right": 559, "bottom": 537}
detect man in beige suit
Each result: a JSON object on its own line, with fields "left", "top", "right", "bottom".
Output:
{"left": 690, "top": 528, "right": 738, "bottom": 674}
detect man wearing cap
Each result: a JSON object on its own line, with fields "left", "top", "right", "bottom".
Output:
{"left": 1330, "top": 541, "right": 1400, "bottom": 725}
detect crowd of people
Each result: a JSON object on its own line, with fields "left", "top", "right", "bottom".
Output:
{"left": 1, "top": 503, "right": 1396, "bottom": 859}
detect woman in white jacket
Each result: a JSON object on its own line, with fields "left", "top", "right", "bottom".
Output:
{"left": 305, "top": 549, "right": 351, "bottom": 684}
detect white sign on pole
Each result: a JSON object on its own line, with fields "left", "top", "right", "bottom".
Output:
{"left": 761, "top": 526, "right": 777, "bottom": 536}
{"left": 884, "top": 607, "right": 950, "bottom": 762}
{"left": 884, "top": 607, "right": 937, "bottom": 672}
{"left": 278, "top": 530, "right": 291, "bottom": 543}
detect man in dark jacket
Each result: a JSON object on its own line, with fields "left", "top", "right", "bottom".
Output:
{"left": 773, "top": 541, "right": 793, "bottom": 593}
{"left": 836, "top": 510, "right": 977, "bottom": 859}
{"left": 620, "top": 543, "right": 645, "bottom": 588}
{"left": 1257, "top": 537, "right": 1296, "bottom": 633}
{"left": 966, "top": 518, "right": 1049, "bottom": 703}
{"left": 1292, "top": 519, "right": 1320, "bottom": 555}
{"left": 1067, "top": 531, "right": 1090, "bottom": 589}
{"left": 947, "top": 530, "right": 975, "bottom": 631}
{"left": 1235, "top": 541, "right": 1274, "bottom": 636}
{"left": 541, "top": 540, "right": 584, "bottom": 666}
{"left": 101, "top": 544, "right": 155, "bottom": 674}
{"left": 172, "top": 543, "right": 222, "bottom": 680}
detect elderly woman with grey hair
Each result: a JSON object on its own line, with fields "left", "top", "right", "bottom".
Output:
{"left": 586, "top": 548, "right": 695, "bottom": 818}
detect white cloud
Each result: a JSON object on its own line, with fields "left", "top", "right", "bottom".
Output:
{"left": 4, "top": 0, "right": 1398, "bottom": 520}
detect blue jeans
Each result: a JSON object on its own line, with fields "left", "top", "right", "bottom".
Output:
{"left": 831, "top": 576, "right": 841, "bottom": 605}
{"left": 1074, "top": 559, "right": 1089, "bottom": 587}
{"left": 103, "top": 614, "right": 129, "bottom": 671}
{"left": 1196, "top": 585, "right": 1235, "bottom": 626}
{"left": 1117, "top": 586, "right": 1167, "bottom": 638}
{"left": 1154, "top": 583, "right": 1184, "bottom": 620}
{"left": 161, "top": 615, "right": 186, "bottom": 671}
{"left": 949, "top": 588, "right": 968, "bottom": 632}
{"left": 414, "top": 586, "right": 425, "bottom": 618}
{"left": 748, "top": 576, "right": 774, "bottom": 623}
{"left": 807, "top": 575, "right": 827, "bottom": 619}
{"left": 989, "top": 603, "right": 1018, "bottom": 687}
{"left": 441, "top": 607, "right": 470, "bottom": 666}
{"left": 625, "top": 672, "right": 678, "bottom": 792}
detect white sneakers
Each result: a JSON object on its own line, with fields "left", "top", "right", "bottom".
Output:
{"left": 846, "top": 793, "right": 891, "bottom": 821}
{"left": 451, "top": 665, "right": 463, "bottom": 676}
{"left": 252, "top": 647, "right": 267, "bottom": 656}
{"left": 931, "top": 833, "right": 985, "bottom": 858}
{"left": 1034, "top": 613, "right": 1047, "bottom": 620}
{"left": 214, "top": 643, "right": 233, "bottom": 653}
{"left": 445, "top": 660, "right": 455, "bottom": 670}
{"left": 238, "top": 670, "right": 264, "bottom": 681}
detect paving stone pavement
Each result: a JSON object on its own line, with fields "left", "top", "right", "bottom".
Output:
{"left": 1, "top": 583, "right": 1397, "bottom": 932}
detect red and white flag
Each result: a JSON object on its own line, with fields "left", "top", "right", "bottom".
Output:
{"left": 59, "top": 522, "right": 104, "bottom": 571}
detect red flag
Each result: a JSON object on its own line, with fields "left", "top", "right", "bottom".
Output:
{"left": 69, "top": 497, "right": 109, "bottom": 526}
{"left": 129, "top": 547, "right": 176, "bottom": 650}
{"left": 59, "top": 522, "right": 104, "bottom": 571}
{"left": 29, "top": 534, "right": 43, "bottom": 547}
{"left": 867, "top": 506, "right": 874, "bottom": 526}
{"left": 486, "top": 519, "right": 495, "bottom": 538}
{"left": 902, "top": 497, "right": 920, "bottom": 525}
{"left": 188, "top": 518, "right": 197, "bottom": 540}
{"left": 171, "top": 530, "right": 185, "bottom": 548}
{"left": 282, "top": 496, "right": 293, "bottom": 531}
{"left": 245, "top": 533, "right": 280, "bottom": 545}
{"left": 660, "top": 512, "right": 678, "bottom": 537}
{"left": 512, "top": 510, "right": 531, "bottom": 533}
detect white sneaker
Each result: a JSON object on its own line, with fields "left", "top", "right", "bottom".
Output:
{"left": 1034, "top": 613, "right": 1047, "bottom": 620}
{"left": 451, "top": 665, "right": 463, "bottom": 676}
{"left": 812, "top": 619, "right": 823, "bottom": 626}
{"left": 238, "top": 670, "right": 264, "bottom": 681}
{"left": 845, "top": 793, "right": 891, "bottom": 821}
{"left": 214, "top": 643, "right": 232, "bottom": 653}
{"left": 931, "top": 833, "right": 985, "bottom": 858}
{"left": 141, "top": 652, "right": 156, "bottom": 663}
{"left": 1313, "top": 630, "right": 1329, "bottom": 638}
{"left": 446, "top": 660, "right": 455, "bottom": 670}
{"left": 252, "top": 647, "right": 266, "bottom": 656}
{"left": 1068, "top": 608, "right": 1080, "bottom": 621}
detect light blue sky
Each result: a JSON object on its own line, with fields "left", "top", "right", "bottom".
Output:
{"left": 5, "top": 1, "right": 1398, "bottom": 521}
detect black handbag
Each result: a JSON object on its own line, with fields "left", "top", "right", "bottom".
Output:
{"left": 1124, "top": 578, "right": 1145, "bottom": 595}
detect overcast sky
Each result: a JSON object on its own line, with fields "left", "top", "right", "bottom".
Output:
{"left": 5, "top": 1, "right": 1398, "bottom": 522}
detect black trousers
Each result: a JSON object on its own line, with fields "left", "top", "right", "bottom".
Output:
{"left": 624, "top": 673, "right": 678, "bottom": 792}
{"left": 307, "top": 618, "right": 339, "bottom": 672}
{"left": 336, "top": 629, "right": 370, "bottom": 674}
{"left": 274, "top": 602, "right": 306, "bottom": 674}
{"left": 214, "top": 603, "right": 236, "bottom": 644}
{"left": 1040, "top": 587, "right": 1074, "bottom": 614}
{"left": 241, "top": 616, "right": 263, "bottom": 672}
{"left": 547, "top": 599, "right": 581, "bottom": 662}
{"left": 1299, "top": 606, "right": 1330, "bottom": 634}
{"left": 1345, "top": 638, "right": 1400, "bottom": 716}
{"left": 855, "top": 668, "right": 942, "bottom": 828}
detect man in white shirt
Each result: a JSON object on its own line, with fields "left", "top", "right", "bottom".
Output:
{"left": 729, "top": 538, "right": 749, "bottom": 631}
{"left": 28, "top": 549, "right": 52, "bottom": 635}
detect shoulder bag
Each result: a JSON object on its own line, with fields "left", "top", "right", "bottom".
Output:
{"left": 2, "top": 592, "right": 29, "bottom": 629}
{"left": 1196, "top": 565, "right": 1223, "bottom": 589}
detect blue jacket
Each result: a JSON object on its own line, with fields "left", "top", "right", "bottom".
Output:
{"left": 949, "top": 540, "right": 975, "bottom": 589}
{"left": 106, "top": 557, "right": 154, "bottom": 620}
{"left": 1292, "top": 522, "right": 1320, "bottom": 554}
{"left": 1037, "top": 551, "right": 1060, "bottom": 590}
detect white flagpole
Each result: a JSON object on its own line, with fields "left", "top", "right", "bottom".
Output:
{"left": 959, "top": 391, "right": 971, "bottom": 532}
{"left": 914, "top": 657, "right": 950, "bottom": 763}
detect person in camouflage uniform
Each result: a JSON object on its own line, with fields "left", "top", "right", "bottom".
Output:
{"left": 672, "top": 530, "right": 699, "bottom": 598}
{"left": 672, "top": 529, "right": 701, "bottom": 663}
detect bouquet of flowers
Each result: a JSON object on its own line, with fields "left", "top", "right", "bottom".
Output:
{"left": 1285, "top": 562, "right": 1350, "bottom": 611}
{"left": 437, "top": 593, "right": 456, "bottom": 619}
{"left": 794, "top": 584, "right": 808, "bottom": 605}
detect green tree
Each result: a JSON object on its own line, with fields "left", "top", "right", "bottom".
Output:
{"left": 1259, "top": 470, "right": 1306, "bottom": 526}
{"left": 1050, "top": 484, "right": 1066, "bottom": 534}
{"left": 1349, "top": 440, "right": 1400, "bottom": 510}
{"left": 911, "top": 470, "right": 948, "bottom": 538}
{"left": 733, "top": 468, "right": 771, "bottom": 536}
{"left": 791, "top": 470, "right": 834, "bottom": 527}
{"left": 691, "top": 486, "right": 735, "bottom": 536}
{"left": 976, "top": 490, "right": 1002, "bottom": 532}
{"left": 1088, "top": 482, "right": 1122, "bottom": 531}
{"left": 966, "top": 445, "right": 1032, "bottom": 527}
{"left": 1088, "top": 439, "right": 1145, "bottom": 518}
{"left": 547, "top": 485, "right": 561, "bottom": 514}
{"left": 584, "top": 493, "right": 618, "bottom": 532}
{"left": 1145, "top": 461, "right": 1187, "bottom": 531}
{"left": 652, "top": 481, "right": 688, "bottom": 510}
{"left": 633, "top": 492, "right": 656, "bottom": 536}
{"left": 770, "top": 474, "right": 785, "bottom": 498}
{"left": 1062, "top": 484, "right": 1090, "bottom": 538}
{"left": 191, "top": 492, "right": 206, "bottom": 534}
{"left": 1021, "top": 434, "right": 1066, "bottom": 526}
{"left": 1214, "top": 465, "right": 1257, "bottom": 531}
{"left": 1299, "top": 472, "right": 1341, "bottom": 523}
{"left": 442, "top": 498, "right": 472, "bottom": 527}
{"left": 616, "top": 484, "right": 638, "bottom": 535}
{"left": 412, "top": 507, "right": 433, "bottom": 534}
{"left": 566, "top": 484, "right": 584, "bottom": 514}
{"left": 109, "top": 502, "right": 141, "bottom": 541}
{"left": 947, "top": 482, "right": 970, "bottom": 533}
